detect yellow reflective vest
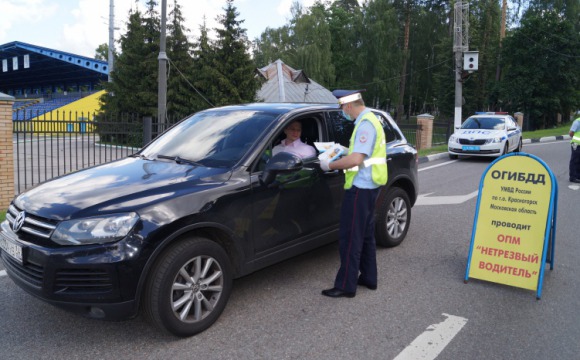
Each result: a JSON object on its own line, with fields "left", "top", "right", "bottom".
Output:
{"left": 572, "top": 119, "right": 580, "bottom": 145}
{"left": 344, "top": 112, "right": 388, "bottom": 189}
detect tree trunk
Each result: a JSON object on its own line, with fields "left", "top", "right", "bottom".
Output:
{"left": 495, "top": 0, "right": 507, "bottom": 82}
{"left": 396, "top": 0, "right": 411, "bottom": 122}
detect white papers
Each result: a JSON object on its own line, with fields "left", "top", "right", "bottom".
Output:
{"left": 314, "top": 142, "right": 348, "bottom": 162}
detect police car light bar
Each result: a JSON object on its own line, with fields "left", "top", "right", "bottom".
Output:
{"left": 475, "top": 112, "right": 509, "bottom": 115}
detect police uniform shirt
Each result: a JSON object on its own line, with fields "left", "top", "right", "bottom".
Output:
{"left": 570, "top": 118, "right": 580, "bottom": 134}
{"left": 351, "top": 108, "right": 379, "bottom": 189}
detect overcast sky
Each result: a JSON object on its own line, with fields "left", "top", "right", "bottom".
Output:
{"left": 0, "top": 0, "right": 318, "bottom": 58}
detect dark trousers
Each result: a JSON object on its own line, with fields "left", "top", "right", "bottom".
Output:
{"left": 570, "top": 144, "right": 580, "bottom": 180}
{"left": 333, "top": 186, "right": 380, "bottom": 293}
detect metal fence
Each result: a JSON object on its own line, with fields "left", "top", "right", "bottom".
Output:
{"left": 398, "top": 118, "right": 453, "bottom": 149}
{"left": 12, "top": 111, "right": 177, "bottom": 194}
{"left": 432, "top": 119, "right": 454, "bottom": 146}
{"left": 398, "top": 124, "right": 423, "bottom": 149}
{"left": 11, "top": 111, "right": 426, "bottom": 194}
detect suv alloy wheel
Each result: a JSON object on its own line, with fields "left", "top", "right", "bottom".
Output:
{"left": 143, "top": 237, "right": 233, "bottom": 337}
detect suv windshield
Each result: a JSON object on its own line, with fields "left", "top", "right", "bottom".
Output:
{"left": 141, "top": 109, "right": 278, "bottom": 168}
{"left": 461, "top": 117, "right": 505, "bottom": 130}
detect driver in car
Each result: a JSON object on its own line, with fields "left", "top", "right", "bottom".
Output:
{"left": 273, "top": 120, "right": 316, "bottom": 158}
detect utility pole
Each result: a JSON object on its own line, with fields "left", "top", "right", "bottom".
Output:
{"left": 157, "top": 0, "right": 168, "bottom": 124}
{"left": 108, "top": 0, "right": 115, "bottom": 82}
{"left": 453, "top": 1, "right": 469, "bottom": 130}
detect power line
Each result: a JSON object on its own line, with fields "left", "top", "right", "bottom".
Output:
{"left": 336, "top": 55, "right": 453, "bottom": 89}
{"left": 519, "top": 33, "right": 580, "bottom": 58}
{"left": 167, "top": 58, "right": 214, "bottom": 107}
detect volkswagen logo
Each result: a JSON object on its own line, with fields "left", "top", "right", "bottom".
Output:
{"left": 12, "top": 211, "right": 26, "bottom": 233}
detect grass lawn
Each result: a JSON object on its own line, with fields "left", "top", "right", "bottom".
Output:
{"left": 521, "top": 123, "right": 570, "bottom": 140}
{"left": 0, "top": 210, "right": 5, "bottom": 222}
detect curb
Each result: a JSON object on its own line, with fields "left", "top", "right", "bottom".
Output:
{"left": 419, "top": 135, "right": 571, "bottom": 164}
{"left": 523, "top": 135, "right": 570, "bottom": 144}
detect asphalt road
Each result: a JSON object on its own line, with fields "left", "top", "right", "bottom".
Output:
{"left": 1, "top": 139, "right": 578, "bottom": 360}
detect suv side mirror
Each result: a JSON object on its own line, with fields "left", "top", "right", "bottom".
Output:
{"left": 260, "top": 152, "right": 303, "bottom": 186}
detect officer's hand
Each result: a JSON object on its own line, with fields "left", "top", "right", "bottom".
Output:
{"left": 320, "top": 159, "right": 332, "bottom": 172}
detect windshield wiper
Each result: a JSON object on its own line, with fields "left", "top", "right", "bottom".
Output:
{"left": 156, "top": 155, "right": 203, "bottom": 167}
{"left": 131, "top": 153, "right": 155, "bottom": 160}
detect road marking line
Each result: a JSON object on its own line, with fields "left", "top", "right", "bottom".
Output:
{"left": 393, "top": 313, "right": 468, "bottom": 360}
{"left": 569, "top": 185, "right": 580, "bottom": 191}
{"left": 526, "top": 141, "right": 564, "bottom": 147}
{"left": 416, "top": 190, "right": 479, "bottom": 206}
{"left": 419, "top": 160, "right": 458, "bottom": 172}
{"left": 0, "top": 270, "right": 6, "bottom": 277}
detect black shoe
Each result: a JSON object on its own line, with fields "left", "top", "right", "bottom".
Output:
{"left": 321, "top": 288, "right": 355, "bottom": 298}
{"left": 570, "top": 178, "right": 580, "bottom": 183}
{"left": 357, "top": 279, "right": 377, "bottom": 290}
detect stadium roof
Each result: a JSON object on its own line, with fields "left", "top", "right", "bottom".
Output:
{"left": 0, "top": 41, "right": 108, "bottom": 93}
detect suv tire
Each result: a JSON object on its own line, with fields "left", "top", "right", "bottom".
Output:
{"left": 143, "top": 237, "right": 233, "bottom": 337}
{"left": 375, "top": 187, "right": 411, "bottom": 247}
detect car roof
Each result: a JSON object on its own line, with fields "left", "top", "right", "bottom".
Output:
{"left": 204, "top": 103, "right": 340, "bottom": 115}
{"left": 468, "top": 114, "right": 510, "bottom": 120}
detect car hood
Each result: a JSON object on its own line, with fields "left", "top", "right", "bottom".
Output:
{"left": 14, "top": 157, "right": 233, "bottom": 220}
{"left": 454, "top": 129, "right": 505, "bottom": 139}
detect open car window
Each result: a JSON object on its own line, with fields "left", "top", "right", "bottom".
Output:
{"left": 254, "top": 115, "right": 322, "bottom": 172}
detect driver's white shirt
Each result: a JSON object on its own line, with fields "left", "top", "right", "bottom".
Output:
{"left": 273, "top": 138, "right": 316, "bottom": 158}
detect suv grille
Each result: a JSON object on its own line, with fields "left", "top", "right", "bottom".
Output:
{"left": 7, "top": 204, "right": 57, "bottom": 243}
{"left": 54, "top": 268, "right": 113, "bottom": 294}
{"left": 1, "top": 251, "right": 44, "bottom": 288}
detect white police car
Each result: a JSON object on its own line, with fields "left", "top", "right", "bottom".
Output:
{"left": 448, "top": 112, "right": 522, "bottom": 159}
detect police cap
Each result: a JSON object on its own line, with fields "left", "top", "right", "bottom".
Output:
{"left": 332, "top": 89, "right": 366, "bottom": 105}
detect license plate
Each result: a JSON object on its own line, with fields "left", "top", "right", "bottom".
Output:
{"left": 462, "top": 145, "right": 480, "bottom": 151}
{"left": 0, "top": 234, "right": 23, "bottom": 264}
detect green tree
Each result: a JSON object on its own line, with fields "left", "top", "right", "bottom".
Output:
{"left": 94, "top": 43, "right": 109, "bottom": 61}
{"left": 360, "top": 0, "right": 400, "bottom": 110}
{"left": 500, "top": 9, "right": 580, "bottom": 129}
{"left": 212, "top": 0, "right": 258, "bottom": 105}
{"left": 101, "top": 4, "right": 160, "bottom": 116}
{"left": 191, "top": 18, "right": 222, "bottom": 109}
{"left": 525, "top": 0, "right": 580, "bottom": 29}
{"left": 286, "top": 2, "right": 335, "bottom": 88}
{"left": 462, "top": 0, "right": 501, "bottom": 115}
{"left": 166, "top": 0, "right": 196, "bottom": 118}
{"left": 252, "top": 26, "right": 293, "bottom": 67}
{"left": 404, "top": 1, "right": 451, "bottom": 116}
{"left": 327, "top": 1, "right": 363, "bottom": 90}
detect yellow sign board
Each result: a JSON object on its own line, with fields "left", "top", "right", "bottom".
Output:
{"left": 465, "top": 153, "right": 557, "bottom": 298}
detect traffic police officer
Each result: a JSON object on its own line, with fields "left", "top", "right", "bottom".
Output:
{"left": 320, "top": 89, "right": 388, "bottom": 298}
{"left": 569, "top": 117, "right": 580, "bottom": 183}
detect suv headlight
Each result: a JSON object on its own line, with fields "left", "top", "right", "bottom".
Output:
{"left": 51, "top": 212, "right": 140, "bottom": 245}
{"left": 449, "top": 135, "right": 457, "bottom": 143}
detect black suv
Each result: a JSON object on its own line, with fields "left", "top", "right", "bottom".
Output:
{"left": 0, "top": 103, "right": 418, "bottom": 336}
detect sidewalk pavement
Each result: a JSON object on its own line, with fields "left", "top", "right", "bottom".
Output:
{"left": 419, "top": 134, "right": 571, "bottom": 164}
